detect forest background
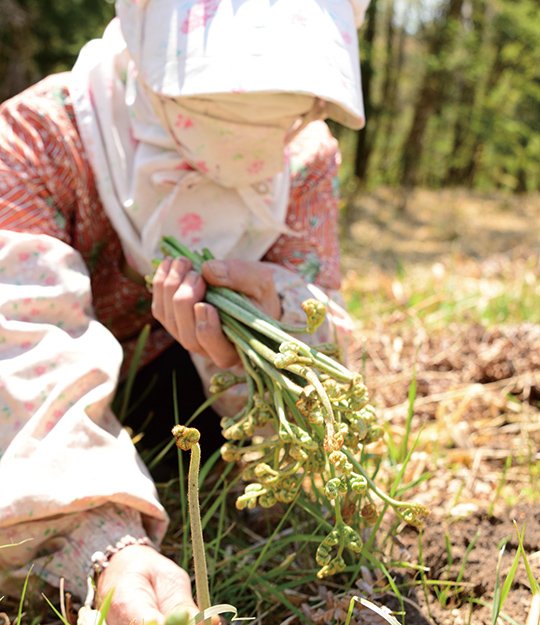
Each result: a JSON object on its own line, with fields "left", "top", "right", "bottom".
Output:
{"left": 1, "top": 0, "right": 539, "bottom": 194}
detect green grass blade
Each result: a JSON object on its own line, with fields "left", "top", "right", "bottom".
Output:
{"left": 492, "top": 545, "right": 505, "bottom": 625}
{"left": 362, "top": 502, "right": 389, "bottom": 557}
{"left": 444, "top": 531, "right": 453, "bottom": 569}
{"left": 201, "top": 472, "right": 241, "bottom": 530}
{"left": 16, "top": 565, "right": 33, "bottom": 625}
{"left": 360, "top": 549, "right": 405, "bottom": 622}
{"left": 295, "top": 496, "right": 334, "bottom": 532}
{"left": 475, "top": 600, "right": 522, "bottom": 625}
{"left": 96, "top": 588, "right": 114, "bottom": 625}
{"left": 398, "top": 365, "right": 417, "bottom": 464}
{"left": 184, "top": 390, "right": 227, "bottom": 427}
{"left": 397, "top": 472, "right": 431, "bottom": 496}
{"left": 514, "top": 521, "right": 539, "bottom": 594}
{"left": 41, "top": 594, "right": 71, "bottom": 625}
{"left": 455, "top": 530, "right": 481, "bottom": 593}
{"left": 241, "top": 490, "right": 301, "bottom": 590}
{"left": 498, "top": 545, "right": 522, "bottom": 621}
{"left": 117, "top": 324, "right": 150, "bottom": 424}
{"left": 384, "top": 422, "right": 400, "bottom": 466}
{"left": 172, "top": 370, "right": 189, "bottom": 571}
{"left": 209, "top": 496, "right": 227, "bottom": 588}
{"left": 249, "top": 571, "right": 310, "bottom": 625}
{"left": 345, "top": 597, "right": 356, "bottom": 625}
{"left": 146, "top": 436, "right": 176, "bottom": 470}
{"left": 390, "top": 422, "right": 425, "bottom": 498}
{"left": 198, "top": 447, "right": 225, "bottom": 487}
{"left": 489, "top": 456, "right": 512, "bottom": 517}
{"left": 417, "top": 529, "right": 433, "bottom": 621}
{"left": 436, "top": 530, "right": 454, "bottom": 607}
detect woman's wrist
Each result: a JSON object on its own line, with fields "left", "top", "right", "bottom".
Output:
{"left": 91, "top": 534, "right": 154, "bottom": 577}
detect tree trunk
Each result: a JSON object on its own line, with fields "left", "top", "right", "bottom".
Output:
{"left": 380, "top": 0, "right": 396, "bottom": 107}
{"left": 379, "top": 4, "right": 405, "bottom": 175}
{"left": 445, "top": 0, "right": 486, "bottom": 185}
{"left": 399, "top": 0, "right": 465, "bottom": 189}
{"left": 461, "top": 35, "right": 507, "bottom": 186}
{"left": 354, "top": 0, "right": 378, "bottom": 182}
{"left": 0, "top": 0, "right": 34, "bottom": 102}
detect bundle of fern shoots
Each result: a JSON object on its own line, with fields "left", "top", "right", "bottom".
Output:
{"left": 151, "top": 236, "right": 429, "bottom": 579}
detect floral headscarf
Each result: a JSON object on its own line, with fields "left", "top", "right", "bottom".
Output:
{"left": 70, "top": 0, "right": 368, "bottom": 275}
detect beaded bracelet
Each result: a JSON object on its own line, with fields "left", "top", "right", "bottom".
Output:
{"left": 91, "top": 534, "right": 153, "bottom": 575}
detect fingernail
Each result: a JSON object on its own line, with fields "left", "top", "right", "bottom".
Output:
{"left": 206, "top": 260, "right": 228, "bottom": 280}
{"left": 195, "top": 303, "right": 208, "bottom": 327}
{"left": 185, "top": 271, "right": 199, "bottom": 287}
{"left": 172, "top": 258, "right": 187, "bottom": 273}
{"left": 160, "top": 258, "right": 172, "bottom": 271}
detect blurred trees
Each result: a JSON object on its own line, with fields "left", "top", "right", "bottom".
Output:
{"left": 349, "top": 0, "right": 540, "bottom": 192}
{"left": 1, "top": 0, "right": 538, "bottom": 192}
{"left": 0, "top": 0, "right": 114, "bottom": 102}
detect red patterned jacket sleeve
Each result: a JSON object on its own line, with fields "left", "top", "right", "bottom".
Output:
{"left": 0, "top": 74, "right": 90, "bottom": 240}
{"left": 263, "top": 120, "right": 342, "bottom": 290}
{"left": 0, "top": 75, "right": 172, "bottom": 371}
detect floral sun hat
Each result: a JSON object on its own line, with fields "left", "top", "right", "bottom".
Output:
{"left": 118, "top": 0, "right": 368, "bottom": 129}
{"left": 70, "top": 0, "right": 369, "bottom": 275}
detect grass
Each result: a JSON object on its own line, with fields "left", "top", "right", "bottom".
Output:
{"left": 4, "top": 189, "right": 540, "bottom": 625}
{"left": 342, "top": 251, "right": 540, "bottom": 332}
{"left": 334, "top": 190, "right": 540, "bottom": 623}
{"left": 150, "top": 367, "right": 429, "bottom": 625}
{"left": 148, "top": 195, "right": 540, "bottom": 623}
{"left": 147, "top": 358, "right": 439, "bottom": 625}
{"left": 161, "top": 466, "right": 419, "bottom": 623}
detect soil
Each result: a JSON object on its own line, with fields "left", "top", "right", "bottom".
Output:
{"left": 342, "top": 187, "right": 540, "bottom": 272}
{"left": 345, "top": 314, "right": 540, "bottom": 624}
{"left": 340, "top": 188, "right": 540, "bottom": 625}
{"left": 396, "top": 505, "right": 540, "bottom": 625}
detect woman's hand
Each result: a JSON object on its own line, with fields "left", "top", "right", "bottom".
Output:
{"left": 151, "top": 257, "right": 280, "bottom": 369}
{"left": 97, "top": 545, "right": 199, "bottom": 625}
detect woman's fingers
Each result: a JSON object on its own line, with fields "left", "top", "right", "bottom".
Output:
{"left": 162, "top": 258, "right": 192, "bottom": 332}
{"left": 152, "top": 257, "right": 192, "bottom": 327}
{"left": 152, "top": 257, "right": 274, "bottom": 367}
{"left": 171, "top": 269, "right": 207, "bottom": 353}
{"left": 151, "top": 257, "right": 171, "bottom": 322}
{"left": 98, "top": 545, "right": 200, "bottom": 625}
{"left": 202, "top": 259, "right": 280, "bottom": 319}
{"left": 194, "top": 303, "right": 240, "bottom": 369}
{"left": 152, "top": 257, "right": 210, "bottom": 358}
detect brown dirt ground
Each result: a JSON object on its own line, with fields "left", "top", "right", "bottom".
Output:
{"left": 341, "top": 188, "right": 540, "bottom": 625}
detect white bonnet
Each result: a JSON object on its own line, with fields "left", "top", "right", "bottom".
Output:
{"left": 116, "top": 0, "right": 368, "bottom": 129}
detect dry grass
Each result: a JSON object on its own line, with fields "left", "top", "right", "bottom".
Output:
{"left": 338, "top": 187, "right": 540, "bottom": 624}
{"left": 341, "top": 187, "right": 540, "bottom": 512}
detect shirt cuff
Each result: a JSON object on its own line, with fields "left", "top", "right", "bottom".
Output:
{"left": 0, "top": 503, "right": 153, "bottom": 601}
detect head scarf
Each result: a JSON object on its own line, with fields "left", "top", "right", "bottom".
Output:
{"left": 70, "top": 0, "right": 368, "bottom": 275}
